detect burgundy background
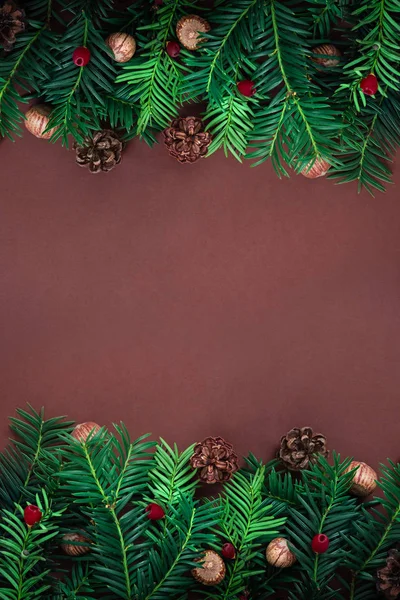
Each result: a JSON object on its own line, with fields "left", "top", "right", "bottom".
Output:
{"left": 1, "top": 133, "right": 400, "bottom": 471}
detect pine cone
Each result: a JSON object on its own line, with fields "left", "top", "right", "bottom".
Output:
{"left": 279, "top": 427, "right": 328, "bottom": 471}
{"left": 74, "top": 129, "right": 123, "bottom": 174}
{"left": 190, "top": 436, "right": 239, "bottom": 484}
{"left": 0, "top": 1, "right": 25, "bottom": 51}
{"left": 377, "top": 550, "right": 400, "bottom": 599}
{"left": 163, "top": 116, "right": 211, "bottom": 164}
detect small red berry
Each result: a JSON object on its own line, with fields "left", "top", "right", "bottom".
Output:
{"left": 146, "top": 503, "right": 165, "bottom": 520}
{"left": 311, "top": 533, "right": 330, "bottom": 554}
{"left": 166, "top": 41, "right": 180, "bottom": 58}
{"left": 72, "top": 47, "right": 91, "bottom": 67}
{"left": 221, "top": 542, "right": 236, "bottom": 559}
{"left": 360, "top": 73, "right": 378, "bottom": 96}
{"left": 237, "top": 80, "right": 256, "bottom": 97}
{"left": 24, "top": 505, "right": 42, "bottom": 527}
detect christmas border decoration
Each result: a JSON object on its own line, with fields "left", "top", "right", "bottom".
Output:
{"left": 1, "top": 0, "right": 399, "bottom": 193}
{"left": 0, "top": 405, "right": 399, "bottom": 599}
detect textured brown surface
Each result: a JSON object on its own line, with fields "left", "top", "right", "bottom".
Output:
{"left": 1, "top": 133, "right": 400, "bottom": 471}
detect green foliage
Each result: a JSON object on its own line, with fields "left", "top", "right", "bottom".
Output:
{"left": 286, "top": 454, "right": 359, "bottom": 597}
{"left": 0, "top": 24, "right": 56, "bottom": 139}
{"left": 0, "top": 490, "right": 63, "bottom": 600}
{"left": 115, "top": 0, "right": 191, "bottom": 135}
{"left": 341, "top": 461, "right": 400, "bottom": 600}
{"left": 0, "top": 405, "right": 72, "bottom": 511}
{"left": 206, "top": 466, "right": 287, "bottom": 599}
{"left": 43, "top": 12, "right": 116, "bottom": 145}
{"left": 1, "top": 407, "right": 400, "bottom": 599}
{"left": 1, "top": 0, "right": 400, "bottom": 192}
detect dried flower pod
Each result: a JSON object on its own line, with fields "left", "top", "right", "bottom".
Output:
{"left": 163, "top": 116, "right": 212, "bottom": 164}
{"left": 176, "top": 15, "right": 210, "bottom": 50}
{"left": 190, "top": 436, "right": 239, "bottom": 484}
{"left": 344, "top": 461, "right": 377, "bottom": 497}
{"left": 106, "top": 32, "right": 136, "bottom": 63}
{"left": 279, "top": 427, "right": 328, "bottom": 471}
{"left": 266, "top": 538, "right": 297, "bottom": 568}
{"left": 24, "top": 105, "right": 57, "bottom": 140}
{"left": 72, "top": 422, "right": 101, "bottom": 443}
{"left": 377, "top": 549, "right": 400, "bottom": 599}
{"left": 74, "top": 129, "right": 123, "bottom": 173}
{"left": 301, "top": 157, "right": 330, "bottom": 179}
{"left": 61, "top": 533, "right": 91, "bottom": 556}
{"left": 192, "top": 550, "right": 226, "bottom": 586}
{"left": 312, "top": 44, "right": 341, "bottom": 67}
{"left": 0, "top": 1, "right": 25, "bottom": 51}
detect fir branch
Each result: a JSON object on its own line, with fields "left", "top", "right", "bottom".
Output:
{"left": 0, "top": 25, "right": 54, "bottom": 139}
{"left": 286, "top": 455, "right": 359, "bottom": 596}
{"left": 208, "top": 467, "right": 286, "bottom": 599}
{"left": 345, "top": 461, "right": 400, "bottom": 600}
{"left": 115, "top": 0, "right": 189, "bottom": 135}
{"left": 43, "top": 11, "right": 115, "bottom": 145}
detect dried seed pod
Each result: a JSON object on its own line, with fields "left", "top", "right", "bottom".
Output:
{"left": 192, "top": 550, "right": 226, "bottom": 586}
{"left": 176, "top": 15, "right": 210, "bottom": 50}
{"left": 72, "top": 422, "right": 101, "bottom": 443}
{"left": 266, "top": 538, "right": 297, "bottom": 568}
{"left": 345, "top": 461, "right": 377, "bottom": 497}
{"left": 24, "top": 105, "right": 57, "bottom": 140}
{"left": 61, "top": 533, "right": 91, "bottom": 556}
{"left": 106, "top": 32, "right": 136, "bottom": 63}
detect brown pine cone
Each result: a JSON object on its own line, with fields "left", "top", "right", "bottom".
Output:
{"left": 0, "top": 1, "right": 25, "bottom": 50}
{"left": 163, "top": 116, "right": 212, "bottom": 164}
{"left": 190, "top": 436, "right": 239, "bottom": 484}
{"left": 74, "top": 129, "right": 123, "bottom": 174}
{"left": 279, "top": 427, "right": 328, "bottom": 471}
{"left": 377, "top": 550, "right": 400, "bottom": 599}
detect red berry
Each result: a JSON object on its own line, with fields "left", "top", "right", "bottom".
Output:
{"left": 73, "top": 47, "right": 91, "bottom": 67}
{"left": 221, "top": 542, "right": 236, "bottom": 560}
{"left": 24, "top": 505, "right": 42, "bottom": 527}
{"left": 166, "top": 41, "right": 180, "bottom": 58}
{"left": 360, "top": 73, "right": 378, "bottom": 96}
{"left": 311, "top": 533, "right": 330, "bottom": 554}
{"left": 237, "top": 80, "right": 256, "bottom": 97}
{"left": 146, "top": 503, "right": 165, "bottom": 520}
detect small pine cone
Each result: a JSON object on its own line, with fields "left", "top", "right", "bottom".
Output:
{"left": 106, "top": 32, "right": 136, "bottom": 63}
{"left": 344, "top": 461, "right": 377, "bottom": 497}
{"left": 74, "top": 129, "right": 123, "bottom": 174}
{"left": 190, "top": 436, "right": 239, "bottom": 484}
{"left": 192, "top": 550, "right": 226, "bottom": 586}
{"left": 301, "top": 157, "right": 330, "bottom": 179}
{"left": 176, "top": 15, "right": 210, "bottom": 50}
{"left": 312, "top": 44, "right": 341, "bottom": 67}
{"left": 163, "top": 116, "right": 212, "bottom": 164}
{"left": 0, "top": 0, "right": 25, "bottom": 51}
{"left": 61, "top": 533, "right": 91, "bottom": 556}
{"left": 72, "top": 422, "right": 101, "bottom": 443}
{"left": 377, "top": 549, "right": 400, "bottom": 599}
{"left": 279, "top": 427, "right": 328, "bottom": 471}
{"left": 25, "top": 105, "right": 57, "bottom": 140}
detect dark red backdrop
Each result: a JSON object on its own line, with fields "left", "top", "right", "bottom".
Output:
{"left": 1, "top": 133, "right": 400, "bottom": 470}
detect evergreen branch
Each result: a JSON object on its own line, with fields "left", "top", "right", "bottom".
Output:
{"left": 0, "top": 490, "right": 63, "bottom": 600}
{"left": 206, "top": 0, "right": 258, "bottom": 93}
{"left": 346, "top": 461, "right": 400, "bottom": 599}
{"left": 115, "top": 0, "right": 188, "bottom": 134}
